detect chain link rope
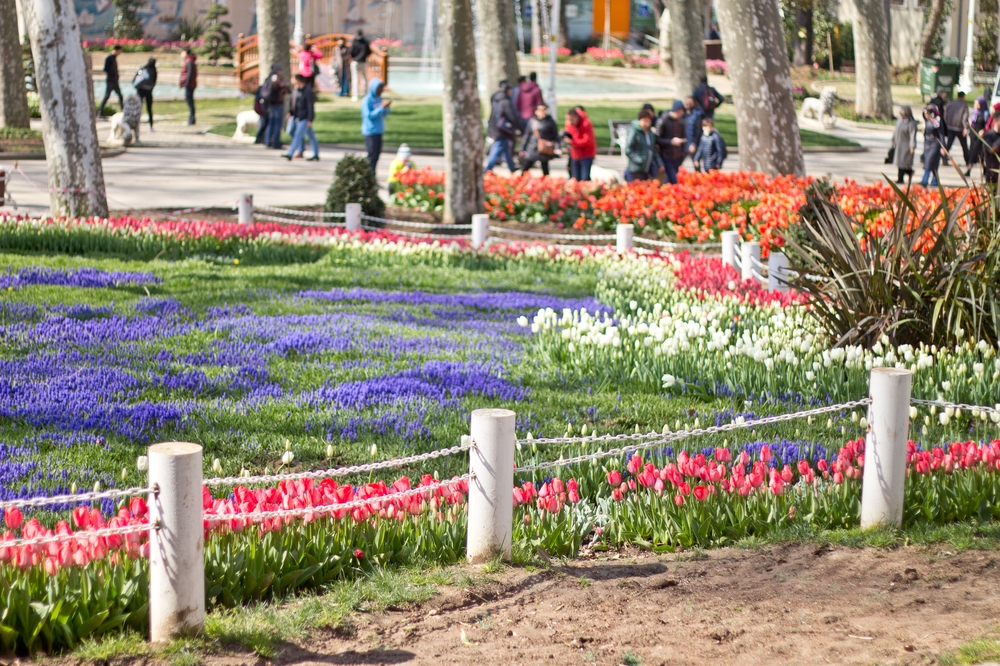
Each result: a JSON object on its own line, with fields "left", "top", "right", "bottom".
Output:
{"left": 0, "top": 523, "right": 150, "bottom": 550}
{"left": 256, "top": 205, "right": 346, "bottom": 218}
{"left": 0, "top": 486, "right": 152, "bottom": 513}
{"left": 910, "top": 398, "right": 1000, "bottom": 415}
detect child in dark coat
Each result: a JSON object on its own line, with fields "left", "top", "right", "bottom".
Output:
{"left": 693, "top": 117, "right": 727, "bottom": 172}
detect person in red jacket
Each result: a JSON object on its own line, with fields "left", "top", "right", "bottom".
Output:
{"left": 563, "top": 107, "right": 597, "bottom": 181}
{"left": 517, "top": 72, "right": 544, "bottom": 123}
{"left": 179, "top": 49, "right": 197, "bottom": 125}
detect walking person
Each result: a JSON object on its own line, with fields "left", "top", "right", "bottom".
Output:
{"left": 691, "top": 75, "right": 724, "bottom": 119}
{"left": 624, "top": 108, "right": 663, "bottom": 182}
{"left": 337, "top": 38, "right": 351, "bottom": 97}
{"left": 891, "top": 105, "right": 917, "bottom": 184}
{"left": 180, "top": 48, "right": 198, "bottom": 125}
{"left": 350, "top": 29, "right": 371, "bottom": 101}
{"left": 520, "top": 103, "right": 559, "bottom": 176}
{"left": 283, "top": 75, "right": 319, "bottom": 161}
{"left": 655, "top": 100, "right": 688, "bottom": 184}
{"left": 132, "top": 57, "right": 157, "bottom": 132}
{"left": 516, "top": 72, "right": 544, "bottom": 124}
{"left": 920, "top": 105, "right": 947, "bottom": 187}
{"left": 261, "top": 64, "right": 288, "bottom": 149}
{"left": 485, "top": 81, "right": 520, "bottom": 172}
{"left": 693, "top": 117, "right": 727, "bottom": 172}
{"left": 944, "top": 91, "right": 970, "bottom": 166}
{"left": 683, "top": 96, "right": 704, "bottom": 168}
{"left": 298, "top": 36, "right": 323, "bottom": 87}
{"left": 98, "top": 44, "right": 124, "bottom": 118}
{"left": 361, "top": 78, "right": 391, "bottom": 173}
{"left": 562, "top": 107, "right": 596, "bottom": 181}
{"left": 966, "top": 96, "right": 989, "bottom": 177}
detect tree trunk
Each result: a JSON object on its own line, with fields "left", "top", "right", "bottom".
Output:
{"left": 257, "top": 0, "right": 290, "bottom": 90}
{"left": 854, "top": 0, "right": 893, "bottom": 117}
{"left": 792, "top": 5, "right": 813, "bottom": 67}
{"left": 476, "top": 0, "right": 520, "bottom": 94}
{"left": 558, "top": 0, "right": 569, "bottom": 48}
{"left": 439, "top": 0, "right": 484, "bottom": 225}
{"left": 23, "top": 0, "right": 107, "bottom": 217}
{"left": 531, "top": 0, "right": 541, "bottom": 54}
{"left": 919, "top": 0, "right": 946, "bottom": 57}
{"left": 0, "top": 0, "right": 29, "bottom": 128}
{"left": 657, "top": 1, "right": 672, "bottom": 72}
{"left": 716, "top": 0, "right": 804, "bottom": 176}
{"left": 669, "top": 0, "right": 706, "bottom": 98}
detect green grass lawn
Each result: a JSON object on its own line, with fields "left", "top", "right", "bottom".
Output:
{"left": 208, "top": 100, "right": 860, "bottom": 150}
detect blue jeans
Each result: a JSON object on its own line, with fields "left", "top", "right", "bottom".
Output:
{"left": 265, "top": 104, "right": 284, "bottom": 148}
{"left": 485, "top": 137, "right": 516, "bottom": 171}
{"left": 661, "top": 157, "right": 679, "bottom": 184}
{"left": 920, "top": 170, "right": 939, "bottom": 187}
{"left": 570, "top": 157, "right": 593, "bottom": 181}
{"left": 286, "top": 119, "right": 319, "bottom": 158}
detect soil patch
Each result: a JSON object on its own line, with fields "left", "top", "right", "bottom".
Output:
{"left": 233, "top": 544, "right": 999, "bottom": 665}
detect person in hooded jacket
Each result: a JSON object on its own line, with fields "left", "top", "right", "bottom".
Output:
{"left": 921, "top": 105, "right": 947, "bottom": 187}
{"left": 655, "top": 100, "right": 688, "bottom": 184}
{"left": 624, "top": 108, "right": 663, "bottom": 181}
{"left": 133, "top": 58, "right": 158, "bottom": 131}
{"left": 361, "top": 77, "right": 391, "bottom": 173}
{"left": 520, "top": 103, "right": 559, "bottom": 176}
{"left": 891, "top": 105, "right": 917, "bottom": 184}
{"left": 485, "top": 82, "right": 520, "bottom": 172}
{"left": 562, "top": 107, "right": 596, "bottom": 181}
{"left": 516, "top": 72, "right": 544, "bottom": 123}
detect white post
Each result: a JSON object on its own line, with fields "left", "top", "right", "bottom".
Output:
{"left": 345, "top": 203, "right": 362, "bottom": 232}
{"left": 467, "top": 408, "right": 515, "bottom": 564}
{"left": 292, "top": 0, "right": 304, "bottom": 46}
{"left": 768, "top": 251, "right": 789, "bottom": 293}
{"left": 861, "top": 368, "right": 912, "bottom": 529}
{"left": 547, "top": 0, "right": 561, "bottom": 115}
{"left": 237, "top": 193, "right": 253, "bottom": 224}
{"left": 721, "top": 230, "right": 739, "bottom": 271}
{"left": 958, "top": 0, "right": 976, "bottom": 93}
{"left": 616, "top": 223, "right": 634, "bottom": 253}
{"left": 471, "top": 213, "right": 489, "bottom": 249}
{"left": 148, "top": 442, "right": 205, "bottom": 642}
{"left": 740, "top": 241, "right": 760, "bottom": 282}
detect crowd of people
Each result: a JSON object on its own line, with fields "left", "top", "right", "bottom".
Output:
{"left": 892, "top": 89, "right": 1000, "bottom": 187}
{"left": 485, "top": 74, "right": 728, "bottom": 183}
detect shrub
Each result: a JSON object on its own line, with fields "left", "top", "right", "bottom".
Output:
{"left": 325, "top": 154, "right": 385, "bottom": 218}
{"left": 783, "top": 182, "right": 1000, "bottom": 348}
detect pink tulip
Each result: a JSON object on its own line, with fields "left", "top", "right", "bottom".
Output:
{"left": 4, "top": 507, "right": 23, "bottom": 530}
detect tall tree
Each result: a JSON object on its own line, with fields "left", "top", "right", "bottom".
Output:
{"left": 919, "top": 0, "right": 947, "bottom": 57}
{"left": 23, "top": 0, "right": 108, "bottom": 217}
{"left": 854, "top": 0, "right": 893, "bottom": 117}
{"left": 531, "top": 0, "right": 542, "bottom": 54}
{"left": 656, "top": 1, "right": 672, "bottom": 72}
{"left": 669, "top": 0, "right": 706, "bottom": 98}
{"left": 476, "top": 0, "right": 520, "bottom": 94}
{"left": 256, "top": 0, "right": 290, "bottom": 89}
{"left": 792, "top": 3, "right": 813, "bottom": 67}
{"left": 439, "top": 0, "right": 484, "bottom": 225}
{"left": 717, "top": 0, "right": 804, "bottom": 176}
{"left": 0, "top": 0, "right": 30, "bottom": 128}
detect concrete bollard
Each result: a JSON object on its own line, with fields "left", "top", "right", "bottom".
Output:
{"left": 345, "top": 203, "right": 361, "bottom": 232}
{"left": 721, "top": 231, "right": 739, "bottom": 271}
{"left": 740, "top": 241, "right": 760, "bottom": 282}
{"left": 471, "top": 213, "right": 489, "bottom": 249}
{"left": 148, "top": 442, "right": 205, "bottom": 642}
{"left": 466, "top": 408, "right": 515, "bottom": 564}
{"left": 861, "top": 368, "right": 913, "bottom": 529}
{"left": 768, "top": 251, "right": 789, "bottom": 293}
{"left": 616, "top": 223, "right": 634, "bottom": 253}
{"left": 237, "top": 193, "right": 253, "bottom": 224}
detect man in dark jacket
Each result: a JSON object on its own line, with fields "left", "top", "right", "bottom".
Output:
{"left": 284, "top": 75, "right": 319, "bottom": 161}
{"left": 944, "top": 90, "right": 970, "bottom": 165}
{"left": 683, "top": 96, "right": 704, "bottom": 166}
{"left": 350, "top": 30, "right": 372, "bottom": 100}
{"left": 485, "top": 82, "right": 521, "bottom": 172}
{"left": 691, "top": 76, "right": 724, "bottom": 119}
{"left": 655, "top": 100, "right": 688, "bottom": 184}
{"left": 99, "top": 45, "right": 123, "bottom": 118}
{"left": 180, "top": 49, "right": 198, "bottom": 125}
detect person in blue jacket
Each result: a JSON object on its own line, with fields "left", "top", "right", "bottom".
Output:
{"left": 361, "top": 78, "right": 391, "bottom": 173}
{"left": 683, "top": 96, "right": 704, "bottom": 168}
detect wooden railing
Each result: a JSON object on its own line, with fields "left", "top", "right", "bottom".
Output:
{"left": 235, "top": 33, "right": 389, "bottom": 92}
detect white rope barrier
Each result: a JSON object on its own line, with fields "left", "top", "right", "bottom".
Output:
{"left": 0, "top": 486, "right": 152, "bottom": 512}
{"left": 361, "top": 213, "right": 473, "bottom": 230}
{"left": 910, "top": 398, "right": 1000, "bottom": 416}
{"left": 0, "top": 523, "right": 150, "bottom": 550}
{"left": 256, "top": 205, "right": 345, "bottom": 218}
{"left": 204, "top": 440, "right": 473, "bottom": 487}
{"left": 489, "top": 226, "right": 617, "bottom": 241}
{"left": 252, "top": 213, "right": 346, "bottom": 227}
{"left": 634, "top": 236, "right": 722, "bottom": 249}
{"left": 359, "top": 224, "right": 464, "bottom": 240}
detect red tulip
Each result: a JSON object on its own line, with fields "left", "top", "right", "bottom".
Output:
{"left": 673, "top": 494, "right": 685, "bottom": 507}
{"left": 693, "top": 485, "right": 709, "bottom": 502}
{"left": 354, "top": 548, "right": 364, "bottom": 559}
{"left": 3, "top": 507, "right": 22, "bottom": 530}
{"left": 607, "top": 470, "right": 623, "bottom": 486}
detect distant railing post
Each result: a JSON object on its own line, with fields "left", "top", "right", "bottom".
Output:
{"left": 345, "top": 203, "right": 361, "bottom": 232}
{"left": 740, "top": 241, "right": 760, "bottom": 282}
{"left": 861, "top": 368, "right": 912, "bottom": 528}
{"left": 467, "top": 409, "right": 515, "bottom": 564}
{"left": 768, "top": 251, "right": 789, "bottom": 293}
{"left": 148, "top": 442, "right": 205, "bottom": 642}
{"left": 237, "top": 193, "right": 253, "bottom": 224}
{"left": 616, "top": 223, "right": 634, "bottom": 253}
{"left": 471, "top": 213, "right": 489, "bottom": 249}
{"left": 721, "top": 230, "right": 739, "bottom": 271}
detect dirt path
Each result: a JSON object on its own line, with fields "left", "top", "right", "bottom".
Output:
{"left": 257, "top": 544, "right": 1000, "bottom": 666}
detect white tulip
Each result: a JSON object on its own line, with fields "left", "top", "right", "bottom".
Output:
{"left": 136, "top": 455, "right": 149, "bottom": 472}
{"left": 281, "top": 451, "right": 295, "bottom": 465}
{"left": 212, "top": 458, "right": 223, "bottom": 475}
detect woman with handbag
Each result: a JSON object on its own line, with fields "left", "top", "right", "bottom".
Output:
{"left": 520, "top": 103, "right": 559, "bottom": 176}
{"left": 890, "top": 105, "right": 917, "bottom": 184}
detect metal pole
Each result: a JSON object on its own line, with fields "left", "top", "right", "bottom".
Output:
{"left": 616, "top": 223, "right": 633, "bottom": 252}
{"left": 293, "top": 0, "right": 305, "bottom": 46}
{"left": 148, "top": 442, "right": 205, "bottom": 642}
{"left": 767, "top": 251, "right": 789, "bottom": 293}
{"left": 602, "top": 0, "right": 611, "bottom": 50}
{"left": 547, "top": 0, "right": 560, "bottom": 115}
{"left": 466, "top": 409, "right": 515, "bottom": 564}
{"left": 860, "top": 368, "right": 912, "bottom": 528}
{"left": 959, "top": 0, "right": 976, "bottom": 93}
{"left": 345, "top": 202, "right": 362, "bottom": 231}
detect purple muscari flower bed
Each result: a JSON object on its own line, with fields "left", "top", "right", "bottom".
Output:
{"left": 299, "top": 287, "right": 607, "bottom": 314}
{"left": 0, "top": 267, "right": 160, "bottom": 290}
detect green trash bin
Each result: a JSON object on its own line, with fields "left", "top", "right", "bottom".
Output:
{"left": 920, "top": 56, "right": 961, "bottom": 99}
